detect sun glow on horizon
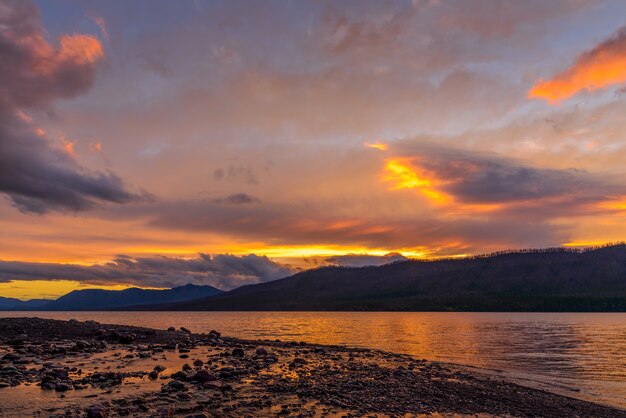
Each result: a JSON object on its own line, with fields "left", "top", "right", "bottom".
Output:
{"left": 0, "top": 280, "right": 137, "bottom": 300}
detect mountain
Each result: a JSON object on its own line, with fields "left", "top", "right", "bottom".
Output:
{"left": 152, "top": 245, "right": 626, "bottom": 312}
{"left": 40, "top": 284, "right": 223, "bottom": 311}
{"left": 0, "top": 297, "right": 50, "bottom": 310}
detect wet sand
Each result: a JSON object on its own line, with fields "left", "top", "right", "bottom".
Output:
{"left": 0, "top": 317, "right": 624, "bottom": 417}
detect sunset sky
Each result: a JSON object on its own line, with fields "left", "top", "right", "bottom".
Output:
{"left": 3, "top": 0, "right": 626, "bottom": 299}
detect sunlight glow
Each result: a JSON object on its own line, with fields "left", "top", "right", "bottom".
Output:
{"left": 0, "top": 280, "right": 135, "bottom": 300}
{"left": 365, "top": 141, "right": 388, "bottom": 151}
{"left": 562, "top": 241, "right": 610, "bottom": 247}
{"left": 241, "top": 245, "right": 429, "bottom": 259}
{"left": 383, "top": 158, "right": 453, "bottom": 205}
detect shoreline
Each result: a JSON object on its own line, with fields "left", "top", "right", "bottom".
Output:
{"left": 0, "top": 317, "right": 624, "bottom": 417}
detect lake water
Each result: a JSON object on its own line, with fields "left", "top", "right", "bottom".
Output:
{"left": 2, "top": 311, "right": 625, "bottom": 409}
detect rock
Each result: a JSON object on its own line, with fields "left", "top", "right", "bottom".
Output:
{"left": 193, "top": 359, "right": 203, "bottom": 367}
{"left": 167, "top": 327, "right": 176, "bottom": 332}
{"left": 74, "top": 340, "right": 90, "bottom": 350}
{"left": 118, "top": 334, "right": 135, "bottom": 344}
{"left": 185, "top": 414, "right": 208, "bottom": 418}
{"left": 154, "top": 365, "right": 166, "bottom": 372}
{"left": 0, "top": 381, "right": 10, "bottom": 388}
{"left": 41, "top": 381, "right": 56, "bottom": 390}
{"left": 55, "top": 382, "right": 72, "bottom": 392}
{"left": 180, "top": 327, "right": 191, "bottom": 333}
{"left": 6, "top": 338, "right": 24, "bottom": 346}
{"left": 255, "top": 347, "right": 268, "bottom": 356}
{"left": 149, "top": 370, "right": 159, "bottom": 380}
{"left": 2, "top": 353, "right": 20, "bottom": 361}
{"left": 86, "top": 406, "right": 108, "bottom": 418}
{"left": 192, "top": 369, "right": 217, "bottom": 383}
{"left": 165, "top": 380, "right": 186, "bottom": 391}
{"left": 157, "top": 407, "right": 174, "bottom": 417}
{"left": 208, "top": 330, "right": 221, "bottom": 339}
{"left": 231, "top": 348, "right": 244, "bottom": 357}
{"left": 179, "top": 354, "right": 189, "bottom": 359}
{"left": 1, "top": 365, "right": 18, "bottom": 374}
{"left": 289, "top": 357, "right": 308, "bottom": 368}
{"left": 202, "top": 380, "right": 230, "bottom": 391}
{"left": 171, "top": 371, "right": 188, "bottom": 381}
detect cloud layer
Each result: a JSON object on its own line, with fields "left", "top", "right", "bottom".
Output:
{"left": 0, "top": 253, "right": 296, "bottom": 290}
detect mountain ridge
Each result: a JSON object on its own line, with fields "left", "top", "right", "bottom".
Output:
{"left": 0, "top": 296, "right": 50, "bottom": 310}
{"left": 132, "top": 244, "right": 626, "bottom": 312}
{"left": 2, "top": 284, "right": 223, "bottom": 311}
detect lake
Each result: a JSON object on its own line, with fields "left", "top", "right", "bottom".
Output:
{"left": 1, "top": 311, "right": 625, "bottom": 409}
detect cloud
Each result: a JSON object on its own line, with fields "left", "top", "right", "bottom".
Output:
{"left": 93, "top": 16, "right": 110, "bottom": 41}
{"left": 325, "top": 252, "right": 407, "bottom": 267}
{"left": 213, "top": 193, "right": 260, "bottom": 205}
{"left": 0, "top": 0, "right": 143, "bottom": 214}
{"left": 388, "top": 145, "right": 620, "bottom": 210}
{"left": 114, "top": 197, "right": 564, "bottom": 253}
{"left": 213, "top": 165, "right": 259, "bottom": 185}
{"left": 529, "top": 26, "right": 626, "bottom": 103}
{"left": 0, "top": 253, "right": 296, "bottom": 290}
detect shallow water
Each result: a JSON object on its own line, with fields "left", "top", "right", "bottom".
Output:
{"left": 2, "top": 311, "right": 625, "bottom": 409}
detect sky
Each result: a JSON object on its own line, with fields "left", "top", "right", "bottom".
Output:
{"left": 2, "top": 0, "right": 626, "bottom": 299}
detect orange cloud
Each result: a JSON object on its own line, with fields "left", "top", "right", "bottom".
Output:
{"left": 26, "top": 33, "right": 104, "bottom": 75}
{"left": 529, "top": 27, "right": 626, "bottom": 103}
{"left": 59, "top": 134, "right": 77, "bottom": 156}
{"left": 58, "top": 34, "right": 104, "bottom": 65}
{"left": 63, "top": 141, "right": 75, "bottom": 156}
{"left": 365, "top": 141, "right": 388, "bottom": 151}
{"left": 90, "top": 141, "right": 103, "bottom": 152}
{"left": 382, "top": 157, "right": 504, "bottom": 213}
{"left": 383, "top": 158, "right": 452, "bottom": 205}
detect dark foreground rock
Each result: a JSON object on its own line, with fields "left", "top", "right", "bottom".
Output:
{"left": 0, "top": 317, "right": 624, "bottom": 418}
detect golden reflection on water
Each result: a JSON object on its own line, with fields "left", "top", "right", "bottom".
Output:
{"left": 2, "top": 311, "right": 625, "bottom": 408}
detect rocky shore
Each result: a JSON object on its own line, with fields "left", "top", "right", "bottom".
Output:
{"left": 0, "top": 317, "right": 624, "bottom": 417}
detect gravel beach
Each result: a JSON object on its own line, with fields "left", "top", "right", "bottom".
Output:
{"left": 0, "top": 317, "right": 623, "bottom": 418}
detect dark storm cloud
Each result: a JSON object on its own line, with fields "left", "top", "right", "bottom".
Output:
{"left": 0, "top": 253, "right": 296, "bottom": 290}
{"left": 0, "top": 0, "right": 143, "bottom": 214}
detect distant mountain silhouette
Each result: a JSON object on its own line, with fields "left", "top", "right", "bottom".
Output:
{"left": 0, "top": 297, "right": 50, "bottom": 310}
{"left": 37, "top": 284, "right": 223, "bottom": 311}
{"left": 147, "top": 244, "right": 626, "bottom": 312}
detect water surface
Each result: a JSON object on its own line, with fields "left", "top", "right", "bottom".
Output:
{"left": 2, "top": 311, "right": 625, "bottom": 409}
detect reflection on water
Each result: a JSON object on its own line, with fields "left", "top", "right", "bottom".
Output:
{"left": 2, "top": 311, "right": 625, "bottom": 409}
